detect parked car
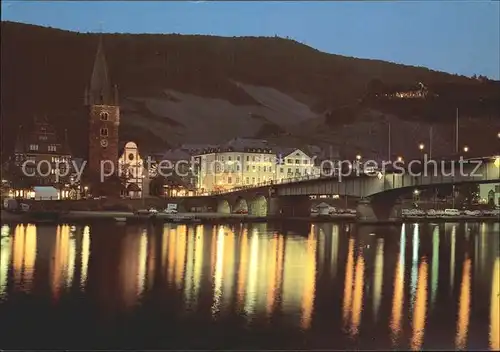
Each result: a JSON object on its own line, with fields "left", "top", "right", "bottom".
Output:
{"left": 434, "top": 210, "right": 445, "bottom": 217}
{"left": 464, "top": 210, "right": 481, "bottom": 217}
{"left": 444, "top": 209, "right": 460, "bottom": 216}
{"left": 481, "top": 209, "right": 499, "bottom": 216}
{"left": 426, "top": 209, "right": 437, "bottom": 216}
{"left": 148, "top": 207, "right": 158, "bottom": 214}
{"left": 164, "top": 208, "right": 178, "bottom": 214}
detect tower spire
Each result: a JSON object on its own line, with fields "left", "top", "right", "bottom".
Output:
{"left": 88, "top": 33, "right": 113, "bottom": 105}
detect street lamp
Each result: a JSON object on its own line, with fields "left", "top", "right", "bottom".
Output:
{"left": 397, "top": 156, "right": 403, "bottom": 162}
{"left": 463, "top": 146, "right": 469, "bottom": 153}
{"left": 413, "top": 189, "right": 420, "bottom": 206}
{"left": 356, "top": 154, "right": 362, "bottom": 161}
{"left": 419, "top": 143, "right": 425, "bottom": 151}
{"left": 497, "top": 132, "right": 500, "bottom": 139}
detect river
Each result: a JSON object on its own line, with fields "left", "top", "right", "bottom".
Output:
{"left": 0, "top": 221, "right": 498, "bottom": 350}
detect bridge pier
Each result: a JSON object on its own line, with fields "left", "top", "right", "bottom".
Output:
{"left": 268, "top": 196, "right": 311, "bottom": 217}
{"left": 356, "top": 199, "right": 377, "bottom": 222}
{"left": 356, "top": 198, "right": 402, "bottom": 222}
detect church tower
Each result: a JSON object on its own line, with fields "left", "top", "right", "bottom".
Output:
{"left": 85, "top": 36, "right": 120, "bottom": 178}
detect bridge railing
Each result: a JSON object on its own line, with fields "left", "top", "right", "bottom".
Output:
{"left": 171, "top": 174, "right": 325, "bottom": 197}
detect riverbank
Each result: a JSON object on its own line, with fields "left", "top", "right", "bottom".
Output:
{"left": 1, "top": 209, "right": 499, "bottom": 225}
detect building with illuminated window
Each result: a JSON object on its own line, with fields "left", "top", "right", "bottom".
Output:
{"left": 11, "top": 116, "right": 72, "bottom": 195}
{"left": 193, "top": 139, "right": 322, "bottom": 193}
{"left": 194, "top": 138, "right": 275, "bottom": 193}
{"left": 275, "top": 148, "right": 320, "bottom": 182}
{"left": 479, "top": 183, "right": 500, "bottom": 206}
{"left": 118, "top": 141, "right": 148, "bottom": 198}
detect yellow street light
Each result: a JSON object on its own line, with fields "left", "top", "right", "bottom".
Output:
{"left": 356, "top": 154, "right": 362, "bottom": 161}
{"left": 397, "top": 156, "right": 403, "bottom": 162}
{"left": 419, "top": 143, "right": 425, "bottom": 151}
{"left": 463, "top": 146, "right": 469, "bottom": 153}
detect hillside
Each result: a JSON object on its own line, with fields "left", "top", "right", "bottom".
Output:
{"left": 1, "top": 21, "right": 499, "bottom": 160}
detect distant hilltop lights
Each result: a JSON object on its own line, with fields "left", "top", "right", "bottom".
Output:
{"left": 384, "top": 82, "right": 436, "bottom": 100}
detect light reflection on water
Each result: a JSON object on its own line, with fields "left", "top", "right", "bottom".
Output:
{"left": 0, "top": 221, "right": 499, "bottom": 350}
{"left": 390, "top": 224, "right": 405, "bottom": 345}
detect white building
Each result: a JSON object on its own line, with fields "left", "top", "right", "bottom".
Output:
{"left": 118, "top": 141, "right": 146, "bottom": 198}
{"left": 193, "top": 139, "right": 322, "bottom": 193}
{"left": 194, "top": 138, "right": 275, "bottom": 193}
{"left": 275, "top": 148, "right": 320, "bottom": 182}
{"left": 479, "top": 183, "right": 500, "bottom": 206}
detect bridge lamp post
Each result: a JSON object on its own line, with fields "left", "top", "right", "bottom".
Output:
{"left": 418, "top": 144, "right": 425, "bottom": 163}
{"left": 413, "top": 189, "right": 420, "bottom": 205}
{"left": 463, "top": 146, "right": 469, "bottom": 153}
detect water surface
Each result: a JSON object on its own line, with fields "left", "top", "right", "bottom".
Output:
{"left": 0, "top": 221, "right": 498, "bottom": 350}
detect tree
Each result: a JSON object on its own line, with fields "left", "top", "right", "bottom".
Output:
{"left": 149, "top": 175, "right": 167, "bottom": 197}
{"left": 458, "top": 183, "right": 479, "bottom": 207}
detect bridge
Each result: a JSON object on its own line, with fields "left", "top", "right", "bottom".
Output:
{"left": 166, "top": 157, "right": 500, "bottom": 222}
